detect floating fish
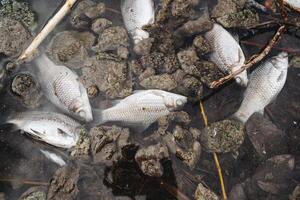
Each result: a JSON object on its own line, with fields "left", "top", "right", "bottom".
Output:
{"left": 7, "top": 111, "right": 82, "bottom": 148}
{"left": 40, "top": 149, "right": 66, "bottom": 166}
{"left": 34, "top": 54, "right": 93, "bottom": 122}
{"left": 95, "top": 90, "right": 187, "bottom": 131}
{"left": 233, "top": 52, "right": 289, "bottom": 123}
{"left": 121, "top": 0, "right": 155, "bottom": 44}
{"left": 204, "top": 23, "right": 248, "bottom": 87}
{"left": 283, "top": 0, "right": 300, "bottom": 12}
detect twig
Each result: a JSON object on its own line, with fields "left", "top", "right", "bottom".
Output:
{"left": 199, "top": 101, "right": 228, "bottom": 200}
{"left": 211, "top": 25, "right": 286, "bottom": 88}
{"left": 16, "top": 0, "right": 79, "bottom": 64}
{"left": 0, "top": 178, "right": 49, "bottom": 186}
{"left": 106, "top": 7, "right": 121, "bottom": 15}
{"left": 241, "top": 40, "right": 300, "bottom": 54}
{"left": 160, "top": 180, "right": 190, "bottom": 200}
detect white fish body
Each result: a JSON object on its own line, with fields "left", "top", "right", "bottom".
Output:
{"left": 98, "top": 90, "right": 187, "bottom": 131}
{"left": 8, "top": 111, "right": 81, "bottom": 148}
{"left": 34, "top": 54, "right": 93, "bottom": 122}
{"left": 233, "top": 52, "right": 289, "bottom": 123}
{"left": 40, "top": 150, "right": 66, "bottom": 166}
{"left": 284, "top": 0, "right": 300, "bottom": 10}
{"left": 204, "top": 23, "right": 248, "bottom": 87}
{"left": 121, "top": 0, "right": 155, "bottom": 44}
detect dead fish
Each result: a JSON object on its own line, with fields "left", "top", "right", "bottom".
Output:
{"left": 7, "top": 111, "right": 82, "bottom": 148}
{"left": 40, "top": 150, "right": 66, "bottom": 166}
{"left": 234, "top": 52, "right": 289, "bottom": 123}
{"left": 121, "top": 0, "right": 155, "bottom": 44}
{"left": 96, "top": 90, "right": 187, "bottom": 131}
{"left": 34, "top": 54, "right": 93, "bottom": 122}
{"left": 283, "top": 0, "right": 300, "bottom": 12}
{"left": 204, "top": 23, "right": 248, "bottom": 87}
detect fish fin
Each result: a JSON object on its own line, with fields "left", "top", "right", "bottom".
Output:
{"left": 277, "top": 71, "right": 285, "bottom": 82}
{"left": 57, "top": 128, "right": 72, "bottom": 137}
{"left": 79, "top": 83, "right": 87, "bottom": 96}
{"left": 28, "top": 129, "right": 45, "bottom": 140}
{"left": 40, "top": 150, "right": 66, "bottom": 166}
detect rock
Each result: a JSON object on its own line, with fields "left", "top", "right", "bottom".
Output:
{"left": 140, "top": 52, "right": 165, "bottom": 70}
{"left": 175, "top": 75, "right": 203, "bottom": 99}
{"left": 0, "top": 193, "right": 4, "bottom": 200}
{"left": 80, "top": 54, "right": 132, "bottom": 98}
{"left": 0, "top": 18, "right": 31, "bottom": 57}
{"left": 91, "top": 18, "right": 112, "bottom": 34}
{"left": 211, "top": 0, "right": 247, "bottom": 18}
{"left": 194, "top": 183, "right": 219, "bottom": 200}
{"left": 195, "top": 61, "right": 224, "bottom": 88}
{"left": 94, "top": 26, "right": 129, "bottom": 52}
{"left": 117, "top": 46, "right": 129, "bottom": 60}
{"left": 162, "top": 54, "right": 181, "bottom": 73}
{"left": 129, "top": 60, "right": 144, "bottom": 76}
{"left": 19, "top": 187, "right": 47, "bottom": 200}
{"left": 245, "top": 113, "right": 288, "bottom": 159}
{"left": 11, "top": 73, "right": 42, "bottom": 108}
{"left": 175, "top": 140, "right": 201, "bottom": 168}
{"left": 177, "top": 48, "right": 199, "bottom": 67}
{"left": 0, "top": 0, "right": 36, "bottom": 30}
{"left": 70, "top": 130, "right": 90, "bottom": 161}
{"left": 200, "top": 119, "right": 245, "bottom": 153}
{"left": 84, "top": 3, "right": 105, "bottom": 19}
{"left": 140, "top": 73, "right": 177, "bottom": 91}
{"left": 291, "top": 56, "right": 300, "bottom": 68}
{"left": 193, "top": 36, "right": 212, "bottom": 55}
{"left": 228, "top": 184, "right": 247, "bottom": 200}
{"left": 216, "top": 9, "right": 259, "bottom": 28}
{"left": 171, "top": 0, "right": 200, "bottom": 18}
{"left": 90, "top": 126, "right": 130, "bottom": 165}
{"left": 47, "top": 31, "right": 95, "bottom": 69}
{"left": 133, "top": 38, "right": 154, "bottom": 56}
{"left": 135, "top": 143, "right": 169, "bottom": 177}
{"left": 290, "top": 184, "right": 300, "bottom": 200}
{"left": 87, "top": 85, "right": 99, "bottom": 97}
{"left": 138, "top": 67, "right": 156, "bottom": 81}
{"left": 175, "top": 14, "right": 213, "bottom": 37}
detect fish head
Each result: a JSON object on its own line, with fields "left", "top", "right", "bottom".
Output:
{"left": 235, "top": 71, "right": 249, "bottom": 87}
{"left": 69, "top": 97, "right": 93, "bottom": 122}
{"left": 160, "top": 92, "right": 187, "bottom": 110}
{"left": 271, "top": 52, "right": 289, "bottom": 70}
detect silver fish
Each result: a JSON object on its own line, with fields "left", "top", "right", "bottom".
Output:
{"left": 96, "top": 90, "right": 187, "bottom": 131}
{"left": 284, "top": 0, "right": 300, "bottom": 11}
{"left": 8, "top": 111, "right": 82, "bottom": 148}
{"left": 40, "top": 150, "right": 66, "bottom": 166}
{"left": 121, "top": 0, "right": 155, "bottom": 44}
{"left": 204, "top": 23, "right": 248, "bottom": 87}
{"left": 34, "top": 54, "right": 93, "bottom": 122}
{"left": 233, "top": 52, "right": 289, "bottom": 123}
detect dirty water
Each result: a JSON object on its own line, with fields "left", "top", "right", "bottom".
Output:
{"left": 0, "top": 0, "right": 299, "bottom": 200}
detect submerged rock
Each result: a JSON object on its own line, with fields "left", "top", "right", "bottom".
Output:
{"left": 140, "top": 73, "right": 177, "bottom": 91}
{"left": 94, "top": 26, "right": 129, "bottom": 52}
{"left": 193, "top": 35, "right": 212, "bottom": 55}
{"left": 19, "top": 187, "right": 47, "bottom": 200}
{"left": 47, "top": 31, "right": 95, "bottom": 69}
{"left": 0, "top": 0, "right": 36, "bottom": 30}
{"left": 91, "top": 18, "right": 112, "bottom": 34}
{"left": 11, "top": 73, "right": 42, "bottom": 108}
{"left": 135, "top": 143, "right": 169, "bottom": 177}
{"left": 194, "top": 183, "right": 219, "bottom": 200}
{"left": 216, "top": 9, "right": 259, "bottom": 28}
{"left": 90, "top": 126, "right": 130, "bottom": 165}
{"left": 200, "top": 119, "right": 245, "bottom": 153}
{"left": 133, "top": 38, "right": 154, "bottom": 56}
{"left": 0, "top": 18, "right": 31, "bottom": 57}
{"left": 70, "top": 130, "right": 90, "bottom": 161}
{"left": 211, "top": 0, "right": 247, "bottom": 18}
{"left": 80, "top": 54, "right": 132, "bottom": 98}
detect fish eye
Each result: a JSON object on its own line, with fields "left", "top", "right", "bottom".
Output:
{"left": 78, "top": 110, "right": 86, "bottom": 118}
{"left": 176, "top": 99, "right": 183, "bottom": 106}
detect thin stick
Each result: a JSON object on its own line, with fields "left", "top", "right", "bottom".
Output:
{"left": 0, "top": 178, "right": 49, "bottom": 186}
{"left": 211, "top": 25, "right": 286, "bottom": 88}
{"left": 106, "top": 7, "right": 121, "bottom": 15}
{"left": 241, "top": 40, "right": 300, "bottom": 54}
{"left": 199, "top": 101, "right": 228, "bottom": 200}
{"left": 17, "top": 0, "right": 79, "bottom": 64}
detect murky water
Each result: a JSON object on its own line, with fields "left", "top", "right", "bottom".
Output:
{"left": 0, "top": 0, "right": 300, "bottom": 199}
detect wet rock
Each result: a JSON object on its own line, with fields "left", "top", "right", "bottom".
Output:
{"left": 133, "top": 38, "right": 154, "bottom": 56}
{"left": 228, "top": 184, "right": 247, "bottom": 200}
{"left": 245, "top": 155, "right": 295, "bottom": 199}
{"left": 193, "top": 36, "right": 212, "bottom": 55}
{"left": 80, "top": 54, "right": 132, "bottom": 98}
{"left": 70, "top": 0, "right": 105, "bottom": 29}
{"left": 87, "top": 85, "right": 99, "bottom": 97}
{"left": 138, "top": 67, "right": 155, "bottom": 81}
{"left": 216, "top": 9, "right": 259, "bottom": 28}
{"left": 195, "top": 61, "right": 224, "bottom": 88}
{"left": 0, "top": 193, "right": 4, "bottom": 200}
{"left": 70, "top": 130, "right": 90, "bottom": 161}
{"left": 245, "top": 113, "right": 288, "bottom": 159}
{"left": 129, "top": 60, "right": 144, "bottom": 76}
{"left": 211, "top": 0, "right": 247, "bottom": 18}
{"left": 171, "top": 0, "right": 200, "bottom": 18}
{"left": 290, "top": 184, "right": 300, "bottom": 200}
{"left": 0, "top": 0, "right": 36, "bottom": 30}
{"left": 291, "top": 56, "right": 300, "bottom": 68}
{"left": 157, "top": 111, "right": 191, "bottom": 135}
{"left": 140, "top": 52, "right": 165, "bottom": 69}
{"left": 162, "top": 54, "right": 181, "bottom": 73}
{"left": 90, "top": 126, "right": 130, "bottom": 165}
{"left": 175, "top": 140, "right": 201, "bottom": 168}
{"left": 194, "top": 183, "right": 219, "bottom": 200}
{"left": 177, "top": 48, "right": 199, "bottom": 66}
{"left": 117, "top": 46, "right": 129, "bottom": 60}
{"left": 175, "top": 75, "right": 203, "bottom": 99}
{"left": 19, "top": 187, "right": 47, "bottom": 200}
{"left": 91, "top": 18, "right": 112, "bottom": 34}
{"left": 11, "top": 73, "right": 42, "bottom": 108}
{"left": 200, "top": 119, "right": 245, "bottom": 153}
{"left": 135, "top": 143, "right": 169, "bottom": 177}
{"left": 175, "top": 14, "right": 213, "bottom": 37}
{"left": 0, "top": 18, "right": 31, "bottom": 57}
{"left": 140, "top": 73, "right": 177, "bottom": 91}
{"left": 94, "top": 26, "right": 129, "bottom": 52}
{"left": 47, "top": 31, "right": 95, "bottom": 69}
